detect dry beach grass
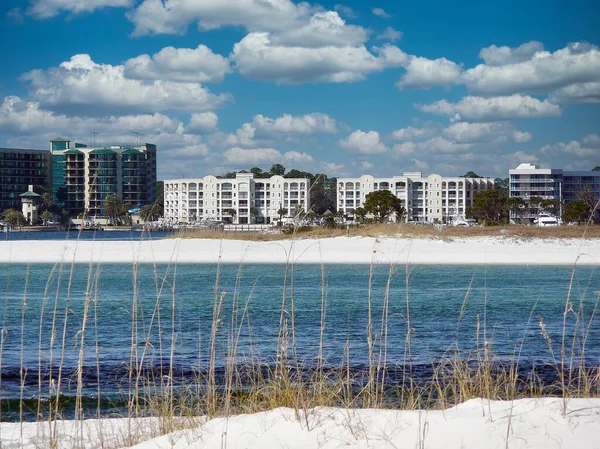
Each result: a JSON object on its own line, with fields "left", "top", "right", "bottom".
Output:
{"left": 175, "top": 223, "right": 600, "bottom": 241}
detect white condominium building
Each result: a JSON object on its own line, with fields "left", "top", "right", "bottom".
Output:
{"left": 337, "top": 172, "right": 495, "bottom": 223}
{"left": 509, "top": 163, "right": 600, "bottom": 222}
{"left": 163, "top": 173, "right": 310, "bottom": 224}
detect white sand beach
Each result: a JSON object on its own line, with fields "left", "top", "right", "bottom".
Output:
{"left": 0, "top": 235, "right": 599, "bottom": 265}
{"left": 3, "top": 398, "right": 600, "bottom": 449}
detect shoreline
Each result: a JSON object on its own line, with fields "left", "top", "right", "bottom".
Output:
{"left": 1, "top": 235, "right": 598, "bottom": 265}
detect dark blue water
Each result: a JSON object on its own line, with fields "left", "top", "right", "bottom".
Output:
{"left": 1, "top": 230, "right": 174, "bottom": 241}
{"left": 0, "top": 263, "right": 598, "bottom": 419}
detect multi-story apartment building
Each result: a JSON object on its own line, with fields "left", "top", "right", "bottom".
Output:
{"left": 50, "top": 137, "right": 157, "bottom": 216}
{"left": 509, "top": 163, "right": 600, "bottom": 223}
{"left": 163, "top": 173, "right": 311, "bottom": 224}
{"left": 0, "top": 148, "right": 51, "bottom": 211}
{"left": 337, "top": 172, "right": 495, "bottom": 223}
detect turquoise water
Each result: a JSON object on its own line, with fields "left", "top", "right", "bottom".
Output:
{"left": 0, "top": 263, "right": 598, "bottom": 419}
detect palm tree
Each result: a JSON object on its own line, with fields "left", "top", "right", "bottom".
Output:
{"left": 250, "top": 207, "right": 259, "bottom": 224}
{"left": 277, "top": 207, "right": 288, "bottom": 222}
{"left": 225, "top": 208, "right": 237, "bottom": 223}
{"left": 104, "top": 194, "right": 124, "bottom": 225}
{"left": 40, "top": 192, "right": 54, "bottom": 212}
{"left": 40, "top": 210, "right": 53, "bottom": 226}
{"left": 139, "top": 203, "right": 163, "bottom": 222}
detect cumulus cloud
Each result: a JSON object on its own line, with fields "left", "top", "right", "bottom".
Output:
{"left": 127, "top": 0, "right": 313, "bottom": 36}
{"left": 463, "top": 42, "right": 600, "bottom": 96}
{"left": 321, "top": 162, "right": 345, "bottom": 174}
{"left": 0, "top": 95, "right": 181, "bottom": 137}
{"left": 334, "top": 4, "right": 357, "bottom": 18}
{"left": 548, "top": 81, "right": 600, "bottom": 104}
{"left": 28, "top": 0, "right": 132, "bottom": 18}
{"left": 582, "top": 134, "right": 600, "bottom": 147}
{"left": 21, "top": 54, "right": 231, "bottom": 115}
{"left": 252, "top": 113, "right": 337, "bottom": 135}
{"left": 377, "top": 27, "right": 402, "bottom": 42}
{"left": 392, "top": 141, "right": 417, "bottom": 155}
{"left": 271, "top": 11, "right": 368, "bottom": 48}
{"left": 231, "top": 32, "right": 406, "bottom": 83}
{"left": 187, "top": 112, "right": 218, "bottom": 134}
{"left": 478, "top": 41, "right": 544, "bottom": 66}
{"left": 396, "top": 56, "right": 462, "bottom": 90}
{"left": 358, "top": 161, "right": 374, "bottom": 170}
{"left": 391, "top": 126, "right": 437, "bottom": 141}
{"left": 372, "top": 7, "right": 391, "bottom": 18}
{"left": 124, "top": 45, "right": 231, "bottom": 83}
{"left": 540, "top": 140, "right": 599, "bottom": 158}
{"left": 442, "top": 122, "right": 531, "bottom": 143}
{"left": 418, "top": 137, "right": 473, "bottom": 154}
{"left": 416, "top": 95, "right": 561, "bottom": 122}
{"left": 223, "top": 147, "right": 313, "bottom": 166}
{"left": 339, "top": 130, "right": 388, "bottom": 154}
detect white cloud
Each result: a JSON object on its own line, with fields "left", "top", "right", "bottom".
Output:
{"left": 127, "top": 0, "right": 313, "bottom": 36}
{"left": 321, "top": 162, "right": 345, "bottom": 174}
{"left": 392, "top": 141, "right": 417, "bottom": 155}
{"left": 0, "top": 95, "right": 181, "bottom": 137}
{"left": 217, "top": 123, "right": 258, "bottom": 148}
{"left": 222, "top": 147, "right": 313, "bottom": 166}
{"left": 21, "top": 54, "right": 231, "bottom": 115}
{"left": 396, "top": 56, "right": 462, "bottom": 90}
{"left": 478, "top": 41, "right": 544, "bottom": 66}
{"left": 416, "top": 95, "right": 561, "bottom": 122}
{"left": 582, "top": 134, "right": 600, "bottom": 147}
{"left": 377, "top": 27, "right": 402, "bottom": 42}
{"left": 187, "top": 112, "right": 218, "bottom": 134}
{"left": 231, "top": 33, "right": 406, "bottom": 83}
{"left": 540, "top": 140, "right": 599, "bottom": 158}
{"left": 391, "top": 126, "right": 436, "bottom": 141}
{"left": 463, "top": 42, "right": 600, "bottom": 96}
{"left": 358, "top": 161, "right": 374, "bottom": 170}
{"left": 418, "top": 137, "right": 473, "bottom": 154}
{"left": 548, "top": 81, "right": 600, "bottom": 104}
{"left": 339, "top": 130, "right": 388, "bottom": 154}
{"left": 271, "top": 11, "right": 368, "bottom": 48}
{"left": 124, "top": 45, "right": 231, "bottom": 83}
{"left": 443, "top": 122, "right": 531, "bottom": 143}
{"left": 167, "top": 144, "right": 210, "bottom": 157}
{"left": 284, "top": 151, "right": 314, "bottom": 164}
{"left": 28, "top": 0, "right": 132, "bottom": 18}
{"left": 334, "top": 4, "right": 357, "bottom": 18}
{"left": 252, "top": 113, "right": 337, "bottom": 135}
{"left": 372, "top": 7, "right": 391, "bottom": 18}
{"left": 513, "top": 130, "right": 533, "bottom": 143}
{"left": 223, "top": 147, "right": 282, "bottom": 165}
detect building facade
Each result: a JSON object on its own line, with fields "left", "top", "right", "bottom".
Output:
{"left": 50, "top": 138, "right": 157, "bottom": 216}
{"left": 509, "top": 163, "right": 600, "bottom": 222}
{"left": 337, "top": 172, "right": 495, "bottom": 223}
{"left": 163, "top": 173, "right": 311, "bottom": 224}
{"left": 0, "top": 148, "right": 51, "bottom": 212}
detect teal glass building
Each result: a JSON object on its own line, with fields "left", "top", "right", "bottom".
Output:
{"left": 50, "top": 138, "right": 157, "bottom": 217}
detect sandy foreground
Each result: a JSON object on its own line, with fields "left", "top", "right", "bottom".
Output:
{"left": 0, "top": 236, "right": 599, "bottom": 265}
{"left": 2, "top": 398, "right": 599, "bottom": 449}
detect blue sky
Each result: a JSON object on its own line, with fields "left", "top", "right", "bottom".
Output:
{"left": 1, "top": 0, "right": 599, "bottom": 180}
